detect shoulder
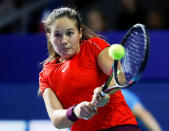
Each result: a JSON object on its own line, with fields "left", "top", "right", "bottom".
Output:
{"left": 40, "top": 59, "right": 59, "bottom": 77}
{"left": 81, "top": 37, "right": 110, "bottom": 50}
{"left": 89, "top": 37, "right": 107, "bottom": 42}
{"left": 85, "top": 37, "right": 109, "bottom": 45}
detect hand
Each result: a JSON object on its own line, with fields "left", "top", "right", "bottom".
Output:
{"left": 74, "top": 101, "right": 97, "bottom": 120}
{"left": 91, "top": 87, "right": 110, "bottom": 108}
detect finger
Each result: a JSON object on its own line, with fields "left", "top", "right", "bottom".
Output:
{"left": 96, "top": 88, "right": 102, "bottom": 96}
{"left": 93, "top": 94, "right": 110, "bottom": 107}
{"left": 94, "top": 87, "right": 102, "bottom": 95}
{"left": 91, "top": 93, "right": 97, "bottom": 104}
{"left": 80, "top": 108, "right": 95, "bottom": 120}
{"left": 106, "top": 94, "right": 110, "bottom": 99}
{"left": 91, "top": 95, "right": 102, "bottom": 107}
{"left": 98, "top": 92, "right": 110, "bottom": 101}
{"left": 88, "top": 103, "right": 98, "bottom": 115}
{"left": 92, "top": 87, "right": 103, "bottom": 105}
{"left": 83, "top": 103, "right": 96, "bottom": 115}
{"left": 86, "top": 103, "right": 97, "bottom": 113}
{"left": 81, "top": 111, "right": 93, "bottom": 119}
{"left": 104, "top": 93, "right": 110, "bottom": 100}
{"left": 92, "top": 101, "right": 99, "bottom": 107}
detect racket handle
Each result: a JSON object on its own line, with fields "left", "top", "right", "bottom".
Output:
{"left": 102, "top": 83, "right": 108, "bottom": 92}
{"left": 100, "top": 91, "right": 107, "bottom": 97}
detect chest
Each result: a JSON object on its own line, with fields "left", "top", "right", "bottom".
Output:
{"left": 52, "top": 55, "right": 100, "bottom": 94}
{"left": 47, "top": 55, "right": 106, "bottom": 107}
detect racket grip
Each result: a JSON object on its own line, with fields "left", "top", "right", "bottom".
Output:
{"left": 102, "top": 84, "right": 108, "bottom": 92}
{"left": 100, "top": 91, "right": 107, "bottom": 97}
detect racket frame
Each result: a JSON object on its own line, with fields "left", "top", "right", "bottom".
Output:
{"left": 101, "top": 23, "right": 149, "bottom": 95}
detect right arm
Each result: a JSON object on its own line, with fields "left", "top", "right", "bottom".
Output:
{"left": 43, "top": 88, "right": 73, "bottom": 129}
{"left": 42, "top": 88, "right": 96, "bottom": 129}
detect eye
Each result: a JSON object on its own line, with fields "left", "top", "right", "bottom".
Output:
{"left": 67, "top": 31, "right": 74, "bottom": 36}
{"left": 54, "top": 33, "right": 62, "bottom": 38}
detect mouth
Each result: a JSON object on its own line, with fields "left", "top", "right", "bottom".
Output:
{"left": 63, "top": 46, "right": 71, "bottom": 50}
{"left": 62, "top": 47, "right": 72, "bottom": 52}
{"left": 63, "top": 48, "right": 70, "bottom": 50}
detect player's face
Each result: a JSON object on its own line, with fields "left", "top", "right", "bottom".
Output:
{"left": 48, "top": 16, "right": 82, "bottom": 60}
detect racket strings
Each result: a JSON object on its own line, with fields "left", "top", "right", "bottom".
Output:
{"left": 122, "top": 28, "right": 146, "bottom": 83}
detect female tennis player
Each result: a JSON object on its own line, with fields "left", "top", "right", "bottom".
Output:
{"left": 39, "top": 7, "right": 140, "bottom": 131}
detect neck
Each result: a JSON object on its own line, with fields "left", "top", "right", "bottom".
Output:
{"left": 59, "top": 57, "right": 66, "bottom": 63}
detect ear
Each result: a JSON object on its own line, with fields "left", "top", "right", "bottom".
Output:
{"left": 79, "top": 28, "right": 82, "bottom": 39}
{"left": 47, "top": 33, "right": 51, "bottom": 43}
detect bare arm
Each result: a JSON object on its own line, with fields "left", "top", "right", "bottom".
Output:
{"left": 91, "top": 46, "right": 126, "bottom": 107}
{"left": 97, "top": 47, "right": 125, "bottom": 94}
{"left": 43, "top": 88, "right": 73, "bottom": 129}
{"left": 43, "top": 88, "right": 96, "bottom": 129}
{"left": 97, "top": 47, "right": 114, "bottom": 75}
{"left": 133, "top": 103, "right": 162, "bottom": 131}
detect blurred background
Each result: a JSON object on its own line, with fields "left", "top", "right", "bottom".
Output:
{"left": 0, "top": 0, "right": 169, "bottom": 131}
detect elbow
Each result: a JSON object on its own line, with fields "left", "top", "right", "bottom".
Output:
{"left": 54, "top": 124, "right": 63, "bottom": 129}
{"left": 50, "top": 114, "right": 69, "bottom": 129}
{"left": 51, "top": 117, "right": 63, "bottom": 129}
{"left": 48, "top": 110, "right": 71, "bottom": 129}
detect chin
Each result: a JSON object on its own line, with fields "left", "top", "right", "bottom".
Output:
{"left": 62, "top": 50, "right": 77, "bottom": 60}
{"left": 63, "top": 53, "right": 74, "bottom": 60}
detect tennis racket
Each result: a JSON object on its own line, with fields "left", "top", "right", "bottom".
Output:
{"left": 101, "top": 23, "right": 149, "bottom": 96}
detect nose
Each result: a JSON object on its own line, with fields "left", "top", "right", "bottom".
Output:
{"left": 61, "top": 34, "right": 68, "bottom": 45}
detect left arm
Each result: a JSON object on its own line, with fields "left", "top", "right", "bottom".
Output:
{"left": 97, "top": 47, "right": 114, "bottom": 75}
{"left": 91, "top": 46, "right": 123, "bottom": 107}
{"left": 97, "top": 46, "right": 125, "bottom": 92}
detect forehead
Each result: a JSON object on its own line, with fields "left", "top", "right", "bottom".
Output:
{"left": 50, "top": 16, "right": 77, "bottom": 31}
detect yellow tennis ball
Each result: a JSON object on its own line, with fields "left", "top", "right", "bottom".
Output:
{"left": 108, "top": 44, "right": 125, "bottom": 60}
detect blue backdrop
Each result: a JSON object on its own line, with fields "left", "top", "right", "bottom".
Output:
{"left": 0, "top": 31, "right": 169, "bottom": 82}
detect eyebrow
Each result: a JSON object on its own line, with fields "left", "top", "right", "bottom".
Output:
{"left": 67, "top": 28, "right": 75, "bottom": 31}
{"left": 54, "top": 27, "right": 75, "bottom": 32}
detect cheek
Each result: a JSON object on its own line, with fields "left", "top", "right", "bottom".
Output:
{"left": 53, "top": 44, "right": 59, "bottom": 51}
{"left": 72, "top": 35, "right": 81, "bottom": 46}
{"left": 71, "top": 38, "right": 80, "bottom": 50}
{"left": 51, "top": 40, "right": 61, "bottom": 52}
